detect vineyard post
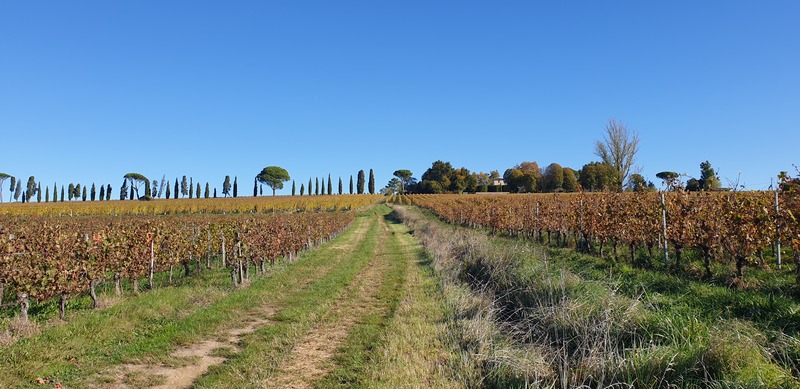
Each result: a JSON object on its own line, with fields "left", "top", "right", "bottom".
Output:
{"left": 579, "top": 199, "right": 584, "bottom": 251}
{"left": 221, "top": 235, "right": 226, "bottom": 268}
{"left": 775, "top": 191, "right": 782, "bottom": 270}
{"left": 149, "top": 240, "right": 155, "bottom": 289}
{"left": 661, "top": 193, "right": 669, "bottom": 266}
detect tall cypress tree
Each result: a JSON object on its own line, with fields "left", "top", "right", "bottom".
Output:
{"left": 53, "top": 183, "right": 57, "bottom": 202}
{"left": 253, "top": 177, "right": 258, "bottom": 197}
{"left": 292, "top": 180, "right": 296, "bottom": 196}
{"left": 213, "top": 188, "right": 217, "bottom": 198}
{"left": 196, "top": 183, "right": 201, "bottom": 199}
{"left": 308, "top": 178, "right": 313, "bottom": 196}
{"left": 82, "top": 186, "right": 87, "bottom": 201}
{"left": 223, "top": 175, "right": 231, "bottom": 197}
{"left": 174, "top": 179, "right": 179, "bottom": 199}
{"left": 315, "top": 178, "right": 319, "bottom": 195}
{"left": 99, "top": 184, "right": 105, "bottom": 201}
{"left": 36, "top": 182, "right": 41, "bottom": 203}
{"left": 165, "top": 181, "right": 171, "bottom": 199}
{"left": 338, "top": 177, "right": 343, "bottom": 195}
{"left": 319, "top": 177, "right": 324, "bottom": 195}
{"left": 233, "top": 176, "right": 238, "bottom": 197}
{"left": 189, "top": 178, "right": 194, "bottom": 199}
{"left": 61, "top": 186, "right": 65, "bottom": 202}
{"left": 120, "top": 180, "right": 128, "bottom": 200}
{"left": 181, "top": 176, "right": 188, "bottom": 198}
{"left": 68, "top": 183, "right": 75, "bottom": 201}
{"left": 368, "top": 169, "right": 375, "bottom": 194}
{"left": 300, "top": 183, "right": 305, "bottom": 196}
{"left": 204, "top": 182, "right": 210, "bottom": 198}
{"left": 91, "top": 183, "right": 96, "bottom": 201}
{"left": 44, "top": 185, "right": 49, "bottom": 203}
{"left": 327, "top": 175, "right": 332, "bottom": 195}
{"left": 350, "top": 176, "right": 354, "bottom": 194}
{"left": 357, "top": 170, "right": 365, "bottom": 194}
{"left": 106, "top": 184, "right": 112, "bottom": 201}
{"left": 129, "top": 185, "right": 134, "bottom": 200}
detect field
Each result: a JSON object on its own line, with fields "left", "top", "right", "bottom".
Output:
{"left": 2, "top": 193, "right": 800, "bottom": 388}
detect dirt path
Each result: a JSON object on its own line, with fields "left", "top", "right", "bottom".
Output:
{"left": 106, "top": 214, "right": 375, "bottom": 388}
{"left": 265, "top": 213, "right": 394, "bottom": 389}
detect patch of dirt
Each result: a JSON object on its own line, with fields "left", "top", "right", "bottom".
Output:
{"left": 266, "top": 214, "right": 393, "bottom": 389}
{"left": 110, "top": 307, "right": 277, "bottom": 389}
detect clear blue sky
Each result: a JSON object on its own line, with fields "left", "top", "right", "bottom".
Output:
{"left": 2, "top": 1, "right": 798, "bottom": 196}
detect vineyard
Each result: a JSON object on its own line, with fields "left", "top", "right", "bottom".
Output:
{"left": 402, "top": 190, "right": 800, "bottom": 281}
{"left": 0, "top": 195, "right": 380, "bottom": 217}
{"left": 0, "top": 196, "right": 378, "bottom": 324}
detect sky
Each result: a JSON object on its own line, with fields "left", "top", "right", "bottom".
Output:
{"left": 1, "top": 1, "right": 798, "bottom": 197}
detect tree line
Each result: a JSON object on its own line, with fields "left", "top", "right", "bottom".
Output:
{"left": 0, "top": 167, "right": 380, "bottom": 205}
{"left": 386, "top": 119, "right": 728, "bottom": 194}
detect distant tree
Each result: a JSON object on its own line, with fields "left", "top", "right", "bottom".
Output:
{"left": 563, "top": 168, "right": 579, "bottom": 192}
{"left": 61, "top": 186, "right": 65, "bottom": 202}
{"left": 120, "top": 179, "right": 128, "bottom": 200}
{"left": 656, "top": 171, "right": 682, "bottom": 191}
{"left": 68, "top": 183, "right": 75, "bottom": 201}
{"left": 393, "top": 170, "right": 413, "bottom": 194}
{"left": 82, "top": 186, "right": 87, "bottom": 201}
{"left": 213, "top": 188, "right": 217, "bottom": 198}
{"left": 0, "top": 173, "right": 9, "bottom": 203}
{"left": 233, "top": 176, "right": 238, "bottom": 197}
{"left": 91, "top": 183, "right": 97, "bottom": 201}
{"left": 579, "top": 162, "right": 617, "bottom": 192}
{"left": 315, "top": 177, "right": 320, "bottom": 195}
{"left": 124, "top": 173, "right": 148, "bottom": 199}
{"left": 150, "top": 180, "right": 157, "bottom": 198}
{"left": 189, "top": 177, "right": 194, "bottom": 199}
{"left": 165, "top": 180, "right": 171, "bottom": 199}
{"left": 292, "top": 180, "right": 296, "bottom": 196}
{"left": 368, "top": 169, "right": 375, "bottom": 194}
{"left": 627, "top": 173, "right": 654, "bottom": 192}
{"left": 540, "top": 163, "right": 565, "bottom": 192}
{"left": 8, "top": 176, "right": 16, "bottom": 201}
{"left": 223, "top": 176, "right": 231, "bottom": 197}
{"left": 13, "top": 180, "right": 22, "bottom": 202}
{"left": 327, "top": 175, "right": 332, "bottom": 195}
{"left": 36, "top": 182, "right": 41, "bottom": 202}
{"left": 253, "top": 177, "right": 258, "bottom": 197}
{"left": 144, "top": 180, "right": 151, "bottom": 198}
{"left": 45, "top": 186, "right": 50, "bottom": 203}
{"left": 308, "top": 178, "right": 313, "bottom": 196}
{"left": 300, "top": 183, "right": 305, "bottom": 196}
{"left": 699, "top": 161, "right": 721, "bottom": 190}
{"left": 503, "top": 162, "right": 540, "bottom": 193}
{"left": 594, "top": 118, "right": 640, "bottom": 191}
{"left": 181, "top": 176, "right": 188, "bottom": 198}
{"left": 74, "top": 184, "right": 81, "bottom": 200}
{"left": 196, "top": 183, "right": 201, "bottom": 199}
{"left": 320, "top": 177, "right": 325, "bottom": 195}
{"left": 52, "top": 183, "right": 57, "bottom": 202}
{"left": 129, "top": 185, "right": 134, "bottom": 200}
{"left": 357, "top": 170, "right": 365, "bottom": 194}
{"left": 338, "top": 177, "right": 343, "bottom": 195}
{"left": 256, "top": 166, "right": 291, "bottom": 196}
{"left": 99, "top": 184, "right": 105, "bottom": 201}
{"left": 25, "top": 176, "right": 37, "bottom": 202}
{"left": 386, "top": 178, "right": 402, "bottom": 194}
{"left": 106, "top": 184, "right": 112, "bottom": 201}
{"left": 419, "top": 161, "right": 456, "bottom": 193}
{"left": 686, "top": 178, "right": 701, "bottom": 192}
{"left": 349, "top": 175, "right": 354, "bottom": 194}
{"left": 204, "top": 182, "right": 210, "bottom": 198}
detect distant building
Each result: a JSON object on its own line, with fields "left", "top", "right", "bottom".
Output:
{"left": 491, "top": 178, "right": 505, "bottom": 187}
